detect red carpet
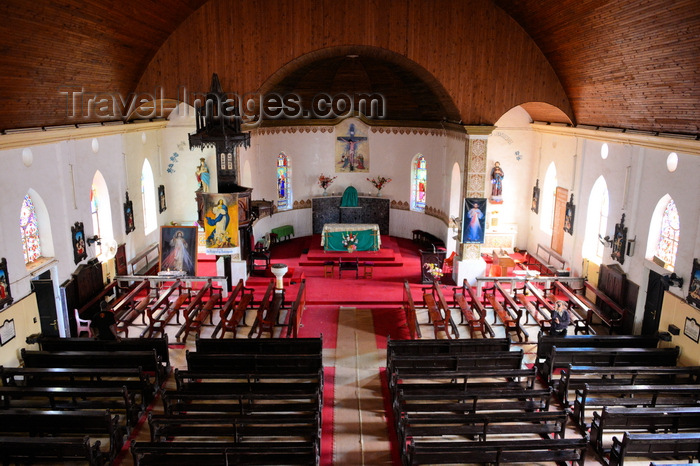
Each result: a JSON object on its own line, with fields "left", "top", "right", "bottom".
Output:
{"left": 321, "top": 367, "right": 335, "bottom": 466}
{"left": 372, "top": 306, "right": 412, "bottom": 350}
{"left": 296, "top": 305, "right": 339, "bottom": 349}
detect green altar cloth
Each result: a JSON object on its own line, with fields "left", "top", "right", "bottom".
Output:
{"left": 323, "top": 229, "right": 376, "bottom": 251}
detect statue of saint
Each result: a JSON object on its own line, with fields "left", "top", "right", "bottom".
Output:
{"left": 196, "top": 158, "right": 210, "bottom": 192}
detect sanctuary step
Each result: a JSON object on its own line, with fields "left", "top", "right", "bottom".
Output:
{"left": 300, "top": 235, "right": 404, "bottom": 267}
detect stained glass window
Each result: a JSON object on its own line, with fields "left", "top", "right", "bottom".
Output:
{"left": 655, "top": 199, "right": 679, "bottom": 271}
{"left": 20, "top": 194, "right": 41, "bottom": 264}
{"left": 276, "top": 152, "right": 291, "bottom": 210}
{"left": 411, "top": 154, "right": 426, "bottom": 212}
{"left": 90, "top": 186, "right": 102, "bottom": 256}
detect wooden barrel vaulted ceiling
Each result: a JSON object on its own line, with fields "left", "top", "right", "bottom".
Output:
{"left": 0, "top": 0, "right": 697, "bottom": 135}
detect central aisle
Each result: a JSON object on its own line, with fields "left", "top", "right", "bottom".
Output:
{"left": 333, "top": 307, "right": 393, "bottom": 465}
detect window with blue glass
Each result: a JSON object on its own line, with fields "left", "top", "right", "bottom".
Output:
{"left": 277, "top": 152, "right": 292, "bottom": 210}
{"left": 411, "top": 154, "right": 426, "bottom": 212}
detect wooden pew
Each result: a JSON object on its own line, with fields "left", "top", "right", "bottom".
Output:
{"left": 573, "top": 383, "right": 700, "bottom": 430}
{"left": 590, "top": 406, "right": 700, "bottom": 458}
{"left": 185, "top": 351, "right": 323, "bottom": 375}
{"left": 0, "top": 366, "right": 155, "bottom": 406}
{"left": 389, "top": 367, "right": 537, "bottom": 395}
{"left": 286, "top": 279, "right": 306, "bottom": 338}
{"left": 482, "top": 284, "right": 527, "bottom": 342}
{"left": 140, "top": 279, "right": 187, "bottom": 338}
{"left": 195, "top": 336, "right": 323, "bottom": 355}
{"left": 580, "top": 280, "right": 627, "bottom": 333}
{"left": 131, "top": 441, "right": 319, "bottom": 466}
{"left": 35, "top": 335, "right": 171, "bottom": 376}
{"left": 524, "top": 243, "right": 568, "bottom": 276}
{"left": 423, "top": 291, "right": 451, "bottom": 339}
{"left": 556, "top": 364, "right": 700, "bottom": 406}
{"left": 387, "top": 337, "right": 509, "bottom": 360}
{"left": 247, "top": 280, "right": 276, "bottom": 338}
{"left": 74, "top": 280, "right": 120, "bottom": 324}
{"left": 174, "top": 368, "right": 324, "bottom": 392}
{"left": 609, "top": 432, "right": 700, "bottom": 466}
{"left": 20, "top": 348, "right": 166, "bottom": 388}
{"left": 211, "top": 279, "right": 255, "bottom": 338}
{"left": 401, "top": 281, "right": 421, "bottom": 339}
{"left": 0, "top": 409, "right": 123, "bottom": 463}
{"left": 543, "top": 346, "right": 679, "bottom": 383}
{"left": 514, "top": 282, "right": 551, "bottom": 331}
{"left": 550, "top": 280, "right": 592, "bottom": 334}
{"left": 535, "top": 333, "right": 660, "bottom": 375}
{"left": 0, "top": 436, "right": 101, "bottom": 465}
{"left": 405, "top": 437, "right": 588, "bottom": 466}
{"left": 161, "top": 389, "right": 322, "bottom": 417}
{"left": 147, "top": 411, "right": 320, "bottom": 443}
{"left": 388, "top": 350, "right": 523, "bottom": 375}
{"left": 176, "top": 279, "right": 220, "bottom": 343}
{"left": 451, "top": 280, "right": 494, "bottom": 338}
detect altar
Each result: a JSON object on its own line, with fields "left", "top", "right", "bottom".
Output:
{"left": 321, "top": 223, "right": 381, "bottom": 251}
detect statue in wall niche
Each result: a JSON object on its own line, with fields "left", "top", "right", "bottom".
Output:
{"left": 196, "top": 158, "right": 210, "bottom": 193}
{"left": 490, "top": 161, "right": 504, "bottom": 203}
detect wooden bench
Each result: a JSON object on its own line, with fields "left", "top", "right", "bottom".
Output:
{"left": 549, "top": 280, "right": 593, "bottom": 334}
{"left": 247, "top": 280, "right": 276, "bottom": 338}
{"left": 111, "top": 279, "right": 151, "bottom": 335}
{"left": 161, "top": 390, "right": 322, "bottom": 417}
{"left": 423, "top": 292, "right": 451, "bottom": 339}
{"left": 173, "top": 368, "right": 324, "bottom": 392}
{"left": 0, "top": 385, "right": 140, "bottom": 427}
{"left": 483, "top": 284, "right": 528, "bottom": 342}
{"left": 535, "top": 333, "right": 660, "bottom": 376}
{"left": 514, "top": 282, "right": 552, "bottom": 331}
{"left": 556, "top": 364, "right": 700, "bottom": 406}
{"left": 21, "top": 348, "right": 166, "bottom": 388}
{"left": 0, "top": 409, "right": 124, "bottom": 463}
{"left": 0, "top": 365, "right": 156, "bottom": 406}
{"left": 609, "top": 432, "right": 700, "bottom": 466}
{"left": 131, "top": 441, "right": 319, "bottom": 466}
{"left": 451, "top": 280, "right": 494, "bottom": 338}
{"left": 147, "top": 411, "right": 320, "bottom": 442}
{"left": 389, "top": 367, "right": 537, "bottom": 395}
{"left": 579, "top": 280, "right": 627, "bottom": 333}
{"left": 573, "top": 383, "right": 700, "bottom": 430}
{"left": 195, "top": 336, "right": 323, "bottom": 355}
{"left": 543, "top": 346, "right": 679, "bottom": 383}
{"left": 387, "top": 337, "right": 509, "bottom": 362}
{"left": 422, "top": 282, "right": 459, "bottom": 338}
{"left": 401, "top": 281, "right": 421, "bottom": 339}
{"left": 525, "top": 243, "right": 568, "bottom": 276}
{"left": 140, "top": 279, "right": 188, "bottom": 338}
{"left": 590, "top": 406, "right": 700, "bottom": 458}
{"left": 185, "top": 351, "right": 323, "bottom": 375}
{"left": 286, "top": 279, "right": 307, "bottom": 338}
{"left": 128, "top": 242, "right": 159, "bottom": 276}
{"left": 176, "top": 279, "right": 220, "bottom": 343}
{"left": 405, "top": 437, "right": 588, "bottom": 466}
{"left": 0, "top": 435, "right": 100, "bottom": 465}
{"left": 388, "top": 350, "right": 523, "bottom": 376}
{"left": 212, "top": 279, "right": 255, "bottom": 338}
{"left": 36, "top": 335, "right": 171, "bottom": 376}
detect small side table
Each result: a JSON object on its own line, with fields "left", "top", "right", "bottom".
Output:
{"left": 323, "top": 261, "right": 335, "bottom": 278}
{"left": 363, "top": 262, "right": 374, "bottom": 279}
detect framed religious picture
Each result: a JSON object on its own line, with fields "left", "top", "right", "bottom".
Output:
{"left": 0, "top": 258, "right": 13, "bottom": 310}
{"left": 158, "top": 185, "right": 167, "bottom": 213}
{"left": 611, "top": 213, "right": 627, "bottom": 265}
{"left": 335, "top": 119, "right": 369, "bottom": 173}
{"left": 461, "top": 198, "right": 486, "bottom": 244}
{"left": 201, "top": 193, "right": 239, "bottom": 255}
{"left": 124, "top": 192, "right": 135, "bottom": 235}
{"left": 531, "top": 180, "right": 540, "bottom": 214}
{"left": 687, "top": 258, "right": 700, "bottom": 310}
{"left": 71, "top": 222, "right": 87, "bottom": 264}
{"left": 564, "top": 194, "right": 575, "bottom": 235}
{"left": 159, "top": 226, "right": 198, "bottom": 276}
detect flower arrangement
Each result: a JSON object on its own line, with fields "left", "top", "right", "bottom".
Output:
{"left": 318, "top": 174, "right": 337, "bottom": 190}
{"left": 424, "top": 263, "right": 444, "bottom": 282}
{"left": 342, "top": 232, "right": 358, "bottom": 252}
{"left": 367, "top": 176, "right": 392, "bottom": 191}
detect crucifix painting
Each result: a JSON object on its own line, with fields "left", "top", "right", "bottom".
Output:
{"left": 335, "top": 119, "right": 369, "bottom": 172}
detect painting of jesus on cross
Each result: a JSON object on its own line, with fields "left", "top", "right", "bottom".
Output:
{"left": 335, "top": 119, "right": 369, "bottom": 173}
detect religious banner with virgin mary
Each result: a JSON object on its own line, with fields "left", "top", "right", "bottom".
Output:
{"left": 202, "top": 193, "right": 239, "bottom": 254}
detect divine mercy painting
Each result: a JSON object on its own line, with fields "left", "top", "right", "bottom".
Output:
{"left": 335, "top": 119, "right": 369, "bottom": 173}
{"left": 160, "top": 226, "right": 198, "bottom": 276}
{"left": 202, "top": 193, "right": 239, "bottom": 255}
{"left": 462, "top": 198, "right": 487, "bottom": 244}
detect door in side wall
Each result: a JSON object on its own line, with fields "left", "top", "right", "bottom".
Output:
{"left": 551, "top": 187, "right": 568, "bottom": 255}
{"left": 642, "top": 269, "right": 665, "bottom": 336}
{"left": 31, "top": 274, "right": 59, "bottom": 337}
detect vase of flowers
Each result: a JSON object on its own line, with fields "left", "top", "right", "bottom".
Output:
{"left": 318, "top": 174, "right": 337, "bottom": 196}
{"left": 424, "top": 262, "right": 444, "bottom": 283}
{"left": 342, "top": 232, "right": 358, "bottom": 253}
{"left": 367, "top": 176, "right": 392, "bottom": 196}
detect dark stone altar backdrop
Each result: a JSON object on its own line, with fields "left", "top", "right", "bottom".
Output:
{"left": 312, "top": 196, "right": 390, "bottom": 235}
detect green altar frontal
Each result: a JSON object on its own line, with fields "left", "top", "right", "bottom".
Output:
{"left": 321, "top": 223, "right": 381, "bottom": 251}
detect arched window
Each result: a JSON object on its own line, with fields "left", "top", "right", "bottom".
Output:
{"left": 91, "top": 171, "right": 114, "bottom": 260}
{"left": 411, "top": 154, "right": 427, "bottom": 212}
{"left": 20, "top": 194, "right": 41, "bottom": 264}
{"left": 276, "top": 152, "right": 292, "bottom": 210}
{"left": 540, "top": 162, "right": 557, "bottom": 233}
{"left": 648, "top": 196, "right": 679, "bottom": 271}
{"left": 141, "top": 159, "right": 157, "bottom": 235}
{"left": 582, "top": 176, "right": 609, "bottom": 264}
